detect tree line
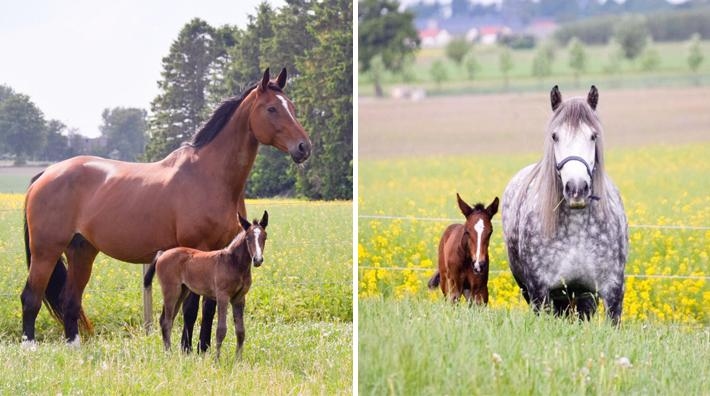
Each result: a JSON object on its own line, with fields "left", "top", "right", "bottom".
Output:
{"left": 0, "top": 85, "right": 147, "bottom": 164}
{"left": 145, "top": 1, "right": 352, "bottom": 200}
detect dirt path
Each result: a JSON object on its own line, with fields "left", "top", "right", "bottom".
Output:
{"left": 359, "top": 86, "right": 710, "bottom": 159}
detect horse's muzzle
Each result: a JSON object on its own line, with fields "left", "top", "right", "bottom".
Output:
{"left": 290, "top": 140, "right": 312, "bottom": 164}
{"left": 565, "top": 179, "right": 590, "bottom": 209}
{"left": 252, "top": 257, "right": 263, "bottom": 267}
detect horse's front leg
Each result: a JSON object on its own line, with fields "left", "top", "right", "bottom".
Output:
{"left": 232, "top": 294, "right": 246, "bottom": 360}
{"left": 446, "top": 275, "right": 463, "bottom": 304}
{"left": 63, "top": 235, "right": 98, "bottom": 345}
{"left": 601, "top": 283, "right": 624, "bottom": 326}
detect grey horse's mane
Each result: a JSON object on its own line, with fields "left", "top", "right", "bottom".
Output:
{"left": 522, "top": 97, "right": 613, "bottom": 237}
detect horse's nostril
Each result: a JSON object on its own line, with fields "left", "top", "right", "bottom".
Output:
{"left": 298, "top": 142, "right": 306, "bottom": 153}
{"left": 565, "top": 181, "right": 572, "bottom": 195}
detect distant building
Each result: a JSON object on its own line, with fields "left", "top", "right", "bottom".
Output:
{"left": 419, "top": 27, "right": 452, "bottom": 48}
{"left": 479, "top": 25, "right": 512, "bottom": 45}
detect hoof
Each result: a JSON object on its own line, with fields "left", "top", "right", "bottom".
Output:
{"left": 21, "top": 336, "right": 37, "bottom": 351}
{"left": 67, "top": 335, "right": 81, "bottom": 348}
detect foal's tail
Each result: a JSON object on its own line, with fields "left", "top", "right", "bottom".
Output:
{"left": 427, "top": 272, "right": 441, "bottom": 290}
{"left": 24, "top": 172, "right": 93, "bottom": 334}
{"left": 143, "top": 251, "right": 162, "bottom": 289}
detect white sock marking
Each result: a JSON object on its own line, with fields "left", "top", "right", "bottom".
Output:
{"left": 67, "top": 334, "right": 81, "bottom": 348}
{"left": 276, "top": 95, "right": 297, "bottom": 122}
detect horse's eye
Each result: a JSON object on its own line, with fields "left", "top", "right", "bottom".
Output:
{"left": 552, "top": 133, "right": 558, "bottom": 142}
{"left": 267, "top": 106, "right": 277, "bottom": 113}
{"left": 591, "top": 134, "right": 597, "bottom": 141}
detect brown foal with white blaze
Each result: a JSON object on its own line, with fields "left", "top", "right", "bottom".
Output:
{"left": 144, "top": 211, "right": 268, "bottom": 359}
{"left": 428, "top": 194, "right": 498, "bottom": 305}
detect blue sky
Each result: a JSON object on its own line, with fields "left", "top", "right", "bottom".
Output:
{"left": 0, "top": 0, "right": 284, "bottom": 137}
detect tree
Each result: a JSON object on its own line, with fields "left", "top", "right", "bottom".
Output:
{"left": 613, "top": 15, "right": 649, "bottom": 61}
{"left": 226, "top": 3, "right": 276, "bottom": 92}
{"left": 639, "top": 38, "right": 660, "bottom": 72}
{"left": 0, "top": 93, "right": 46, "bottom": 164}
{"left": 99, "top": 107, "right": 148, "bottom": 161}
{"left": 688, "top": 33, "right": 704, "bottom": 73}
{"left": 499, "top": 46, "right": 513, "bottom": 90}
{"left": 463, "top": 51, "right": 480, "bottom": 81}
{"left": 446, "top": 38, "right": 471, "bottom": 66}
{"left": 292, "top": 0, "right": 353, "bottom": 199}
{"left": 359, "top": 0, "right": 420, "bottom": 96}
{"left": 39, "top": 119, "right": 70, "bottom": 162}
{"left": 144, "top": 18, "right": 224, "bottom": 161}
{"left": 430, "top": 60, "right": 448, "bottom": 89}
{"left": 568, "top": 37, "right": 587, "bottom": 87}
{"left": 532, "top": 46, "right": 552, "bottom": 84}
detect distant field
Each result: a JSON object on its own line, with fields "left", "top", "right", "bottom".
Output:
{"left": 359, "top": 86, "right": 710, "bottom": 159}
{"left": 0, "top": 197, "right": 353, "bottom": 393}
{"left": 0, "top": 166, "right": 45, "bottom": 193}
{"left": 359, "top": 40, "right": 710, "bottom": 95}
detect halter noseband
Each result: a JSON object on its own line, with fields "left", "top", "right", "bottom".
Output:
{"left": 555, "top": 156, "right": 600, "bottom": 201}
{"left": 555, "top": 155, "right": 594, "bottom": 179}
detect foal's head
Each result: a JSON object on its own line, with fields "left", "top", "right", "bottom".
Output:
{"left": 456, "top": 194, "right": 499, "bottom": 273}
{"left": 248, "top": 68, "right": 312, "bottom": 163}
{"left": 238, "top": 211, "right": 269, "bottom": 267}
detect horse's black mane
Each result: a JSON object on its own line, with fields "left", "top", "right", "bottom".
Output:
{"left": 190, "top": 82, "right": 283, "bottom": 148}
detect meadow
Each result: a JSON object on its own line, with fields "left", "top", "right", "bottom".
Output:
{"left": 358, "top": 86, "right": 710, "bottom": 393}
{"left": 0, "top": 190, "right": 353, "bottom": 394}
{"left": 359, "top": 40, "right": 710, "bottom": 96}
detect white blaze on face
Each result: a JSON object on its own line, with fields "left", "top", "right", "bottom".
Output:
{"left": 554, "top": 123, "right": 596, "bottom": 187}
{"left": 252, "top": 228, "right": 262, "bottom": 261}
{"left": 473, "top": 218, "right": 485, "bottom": 271}
{"left": 276, "top": 95, "right": 297, "bottom": 122}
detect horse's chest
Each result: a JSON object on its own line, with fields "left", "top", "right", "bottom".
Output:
{"left": 524, "top": 213, "right": 617, "bottom": 288}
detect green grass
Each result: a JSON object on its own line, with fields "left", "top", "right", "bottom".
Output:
{"left": 0, "top": 196, "right": 353, "bottom": 393}
{"left": 359, "top": 298, "right": 710, "bottom": 395}
{"left": 359, "top": 41, "right": 710, "bottom": 95}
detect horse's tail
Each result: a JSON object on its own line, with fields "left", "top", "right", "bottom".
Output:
{"left": 427, "top": 272, "right": 441, "bottom": 290}
{"left": 24, "top": 172, "right": 93, "bottom": 335}
{"left": 143, "top": 251, "right": 162, "bottom": 289}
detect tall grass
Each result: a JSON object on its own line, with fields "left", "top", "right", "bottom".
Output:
{"left": 0, "top": 196, "right": 353, "bottom": 393}
{"left": 359, "top": 298, "right": 710, "bottom": 395}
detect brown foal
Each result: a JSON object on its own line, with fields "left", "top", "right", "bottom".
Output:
{"left": 144, "top": 211, "right": 268, "bottom": 360}
{"left": 428, "top": 194, "right": 498, "bottom": 305}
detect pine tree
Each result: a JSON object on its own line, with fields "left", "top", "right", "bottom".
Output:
{"left": 144, "top": 18, "right": 223, "bottom": 161}
{"left": 292, "top": 0, "right": 353, "bottom": 199}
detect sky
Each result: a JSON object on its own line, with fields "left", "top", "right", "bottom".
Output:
{"left": 0, "top": 0, "right": 285, "bottom": 137}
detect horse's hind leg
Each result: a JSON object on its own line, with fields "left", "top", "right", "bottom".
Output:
{"left": 21, "top": 247, "right": 65, "bottom": 343}
{"left": 199, "top": 297, "right": 216, "bottom": 353}
{"left": 63, "top": 234, "right": 98, "bottom": 345}
{"left": 180, "top": 291, "right": 200, "bottom": 352}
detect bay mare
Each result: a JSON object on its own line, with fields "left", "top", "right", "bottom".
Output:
{"left": 21, "top": 67, "right": 311, "bottom": 347}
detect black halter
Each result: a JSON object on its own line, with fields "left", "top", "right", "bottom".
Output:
{"left": 555, "top": 156, "right": 600, "bottom": 201}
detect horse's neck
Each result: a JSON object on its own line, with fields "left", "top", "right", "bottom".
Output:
{"left": 194, "top": 97, "right": 259, "bottom": 202}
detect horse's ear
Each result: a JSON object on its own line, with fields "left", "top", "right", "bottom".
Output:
{"left": 239, "top": 213, "right": 251, "bottom": 231}
{"left": 260, "top": 210, "right": 269, "bottom": 228}
{"left": 550, "top": 85, "right": 562, "bottom": 111}
{"left": 587, "top": 85, "right": 598, "bottom": 110}
{"left": 456, "top": 193, "right": 473, "bottom": 218}
{"left": 486, "top": 197, "right": 499, "bottom": 218}
{"left": 260, "top": 68, "right": 271, "bottom": 92}
{"left": 276, "top": 67, "right": 287, "bottom": 89}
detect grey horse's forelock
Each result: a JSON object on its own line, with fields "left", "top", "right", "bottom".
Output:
{"left": 523, "top": 98, "right": 611, "bottom": 237}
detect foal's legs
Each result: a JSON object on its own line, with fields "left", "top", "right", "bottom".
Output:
{"left": 232, "top": 294, "right": 246, "bottom": 360}
{"left": 62, "top": 235, "right": 98, "bottom": 345}
{"left": 214, "top": 295, "right": 229, "bottom": 360}
{"left": 180, "top": 291, "right": 199, "bottom": 352}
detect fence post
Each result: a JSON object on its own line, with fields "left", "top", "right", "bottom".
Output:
{"left": 142, "top": 263, "right": 152, "bottom": 334}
